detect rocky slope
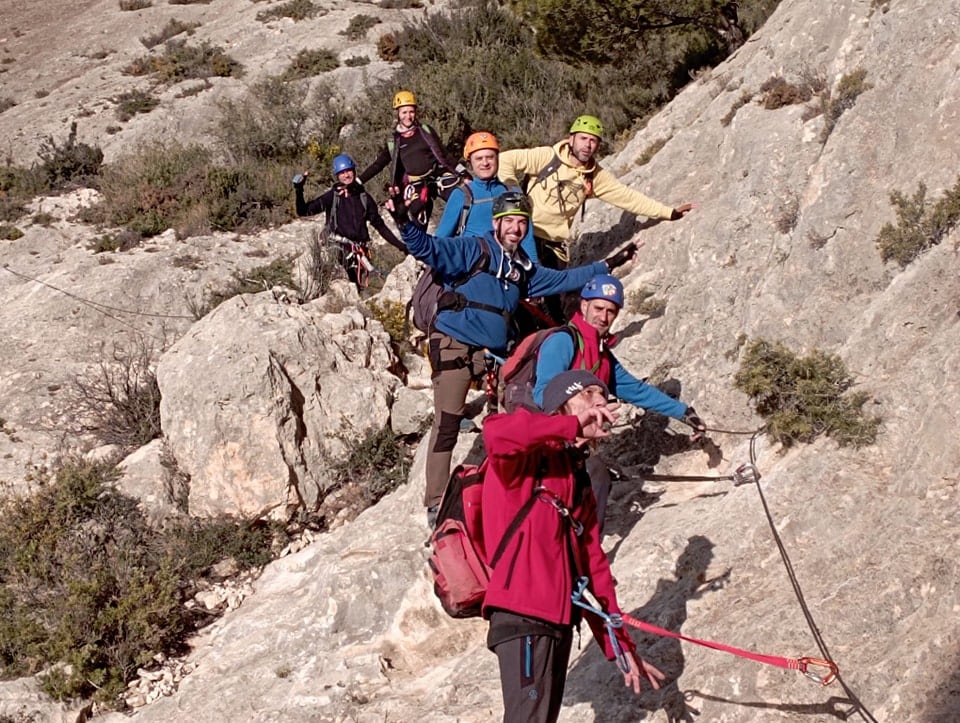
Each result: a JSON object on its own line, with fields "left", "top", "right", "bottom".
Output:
{"left": 2, "top": 0, "right": 959, "bottom": 722}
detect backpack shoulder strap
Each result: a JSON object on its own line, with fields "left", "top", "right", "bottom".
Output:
{"left": 454, "top": 183, "right": 474, "bottom": 236}
{"left": 521, "top": 152, "right": 564, "bottom": 194}
{"left": 327, "top": 190, "right": 339, "bottom": 232}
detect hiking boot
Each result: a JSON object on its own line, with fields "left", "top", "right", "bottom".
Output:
{"left": 426, "top": 505, "right": 439, "bottom": 529}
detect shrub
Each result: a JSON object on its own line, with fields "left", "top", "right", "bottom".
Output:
{"left": 819, "top": 67, "right": 872, "bottom": 141}
{"left": 0, "top": 224, "right": 24, "bottom": 240}
{"left": 30, "top": 211, "right": 56, "bottom": 226}
{"left": 64, "top": 338, "right": 162, "bottom": 451}
{"left": 876, "top": 178, "right": 960, "bottom": 267}
{"left": 380, "top": 0, "right": 423, "bottom": 7}
{"left": 214, "top": 75, "right": 345, "bottom": 164}
{"left": 114, "top": 88, "right": 160, "bottom": 121}
{"left": 332, "top": 426, "right": 411, "bottom": 509}
{"left": 36, "top": 122, "right": 104, "bottom": 191}
{"left": 298, "top": 230, "right": 346, "bottom": 301}
{"left": 169, "top": 0, "right": 213, "bottom": 4}
{"left": 367, "top": 299, "right": 410, "bottom": 352}
{"left": 377, "top": 33, "right": 399, "bottom": 61}
{"left": 734, "top": 338, "right": 880, "bottom": 449}
{"left": 281, "top": 49, "right": 339, "bottom": 81}
{"left": 256, "top": 0, "right": 324, "bottom": 22}
{"left": 0, "top": 97, "right": 15, "bottom": 113}
{"left": 759, "top": 75, "right": 812, "bottom": 109}
{"left": 0, "top": 458, "right": 276, "bottom": 704}
{"left": 341, "top": 13, "right": 380, "bottom": 40}
{"left": 124, "top": 39, "right": 243, "bottom": 83}
{"left": 140, "top": 18, "right": 199, "bottom": 48}
{"left": 87, "top": 229, "right": 143, "bottom": 253}
{"left": 119, "top": 0, "right": 152, "bottom": 10}
{"left": 95, "top": 141, "right": 293, "bottom": 237}
{"left": 344, "top": 55, "right": 370, "bottom": 67}
{"left": 628, "top": 288, "right": 667, "bottom": 317}
{"left": 195, "top": 256, "right": 297, "bottom": 316}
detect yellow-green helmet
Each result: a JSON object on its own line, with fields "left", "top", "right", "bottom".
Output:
{"left": 393, "top": 90, "right": 417, "bottom": 109}
{"left": 569, "top": 114, "right": 604, "bottom": 139}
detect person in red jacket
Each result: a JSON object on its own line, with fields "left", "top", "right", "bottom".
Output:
{"left": 481, "top": 369, "right": 664, "bottom": 722}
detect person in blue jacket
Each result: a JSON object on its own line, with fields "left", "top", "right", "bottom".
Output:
{"left": 532, "top": 275, "right": 707, "bottom": 528}
{"left": 434, "top": 131, "right": 538, "bottom": 263}
{"left": 387, "top": 191, "right": 639, "bottom": 524}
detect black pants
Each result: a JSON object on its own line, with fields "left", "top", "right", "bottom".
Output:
{"left": 489, "top": 611, "right": 573, "bottom": 723}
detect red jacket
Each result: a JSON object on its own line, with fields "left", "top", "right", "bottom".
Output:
{"left": 480, "top": 408, "right": 635, "bottom": 659}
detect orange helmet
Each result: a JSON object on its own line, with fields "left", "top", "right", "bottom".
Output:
{"left": 463, "top": 131, "right": 500, "bottom": 158}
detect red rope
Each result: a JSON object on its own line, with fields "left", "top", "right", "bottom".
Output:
{"left": 619, "top": 613, "right": 838, "bottom": 686}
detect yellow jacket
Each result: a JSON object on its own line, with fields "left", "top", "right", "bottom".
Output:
{"left": 498, "top": 140, "right": 676, "bottom": 246}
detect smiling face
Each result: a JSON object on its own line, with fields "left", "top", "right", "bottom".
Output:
{"left": 396, "top": 105, "right": 417, "bottom": 129}
{"left": 468, "top": 148, "right": 498, "bottom": 180}
{"left": 580, "top": 297, "right": 620, "bottom": 336}
{"left": 494, "top": 215, "right": 528, "bottom": 252}
{"left": 568, "top": 132, "right": 600, "bottom": 165}
{"left": 336, "top": 169, "right": 356, "bottom": 185}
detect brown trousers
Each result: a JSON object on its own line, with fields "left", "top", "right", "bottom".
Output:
{"left": 423, "top": 331, "right": 486, "bottom": 507}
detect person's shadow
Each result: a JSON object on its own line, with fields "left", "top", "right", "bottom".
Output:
{"left": 564, "top": 535, "right": 729, "bottom": 721}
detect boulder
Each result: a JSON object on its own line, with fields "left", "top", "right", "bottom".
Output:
{"left": 156, "top": 293, "right": 400, "bottom": 518}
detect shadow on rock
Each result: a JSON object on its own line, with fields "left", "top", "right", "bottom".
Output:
{"left": 565, "top": 535, "right": 729, "bottom": 722}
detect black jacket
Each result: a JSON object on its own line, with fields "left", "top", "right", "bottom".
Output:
{"left": 295, "top": 181, "right": 403, "bottom": 251}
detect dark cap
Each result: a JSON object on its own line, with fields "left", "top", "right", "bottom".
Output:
{"left": 541, "top": 370, "right": 609, "bottom": 414}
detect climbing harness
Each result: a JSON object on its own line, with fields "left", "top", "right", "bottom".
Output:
{"left": 327, "top": 233, "right": 376, "bottom": 289}
{"left": 570, "top": 577, "right": 839, "bottom": 685}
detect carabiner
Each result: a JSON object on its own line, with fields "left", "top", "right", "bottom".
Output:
{"left": 732, "top": 463, "right": 761, "bottom": 486}
{"left": 797, "top": 657, "right": 838, "bottom": 686}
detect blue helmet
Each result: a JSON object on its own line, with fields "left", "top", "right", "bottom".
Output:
{"left": 332, "top": 154, "right": 356, "bottom": 176}
{"left": 580, "top": 275, "right": 624, "bottom": 308}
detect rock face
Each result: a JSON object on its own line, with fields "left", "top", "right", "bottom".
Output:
{"left": 156, "top": 293, "right": 400, "bottom": 517}
{"left": 1, "top": 0, "right": 960, "bottom": 722}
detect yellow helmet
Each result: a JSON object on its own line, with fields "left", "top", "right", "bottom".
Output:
{"left": 463, "top": 131, "right": 500, "bottom": 158}
{"left": 392, "top": 90, "right": 417, "bottom": 109}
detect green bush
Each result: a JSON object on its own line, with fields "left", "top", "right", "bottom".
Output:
{"left": 140, "top": 18, "right": 199, "bottom": 48}
{"left": 114, "top": 88, "right": 160, "bottom": 121}
{"left": 214, "top": 75, "right": 345, "bottom": 164}
{"left": 94, "top": 141, "right": 294, "bottom": 238}
{"left": 344, "top": 55, "right": 370, "bottom": 68}
{"left": 281, "top": 49, "right": 339, "bottom": 81}
{"left": 0, "top": 458, "right": 277, "bottom": 704}
{"left": 367, "top": 299, "right": 410, "bottom": 353}
{"left": 0, "top": 224, "right": 24, "bottom": 240}
{"left": 124, "top": 39, "right": 243, "bottom": 83}
{"left": 734, "top": 338, "right": 880, "bottom": 449}
{"left": 36, "top": 122, "right": 104, "bottom": 191}
{"left": 819, "top": 67, "right": 872, "bottom": 141}
{"left": 332, "top": 426, "right": 411, "bottom": 507}
{"left": 256, "top": 0, "right": 324, "bottom": 22}
{"left": 759, "top": 75, "right": 812, "bottom": 109}
{"left": 876, "top": 178, "right": 960, "bottom": 267}
{"left": 194, "top": 256, "right": 297, "bottom": 317}
{"left": 341, "top": 14, "right": 380, "bottom": 40}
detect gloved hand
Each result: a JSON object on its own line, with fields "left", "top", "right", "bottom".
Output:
{"left": 385, "top": 193, "right": 411, "bottom": 226}
{"left": 604, "top": 242, "right": 638, "bottom": 271}
{"left": 682, "top": 406, "right": 706, "bottom": 436}
{"left": 292, "top": 172, "right": 307, "bottom": 187}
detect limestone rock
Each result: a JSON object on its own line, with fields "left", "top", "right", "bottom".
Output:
{"left": 156, "top": 293, "right": 400, "bottom": 518}
{"left": 390, "top": 386, "right": 433, "bottom": 437}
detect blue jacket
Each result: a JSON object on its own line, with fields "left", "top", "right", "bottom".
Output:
{"left": 401, "top": 224, "right": 607, "bottom": 355}
{"left": 434, "top": 178, "right": 539, "bottom": 263}
{"left": 533, "top": 331, "right": 687, "bottom": 418}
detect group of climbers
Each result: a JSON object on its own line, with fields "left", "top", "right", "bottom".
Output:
{"left": 294, "top": 91, "right": 704, "bottom": 721}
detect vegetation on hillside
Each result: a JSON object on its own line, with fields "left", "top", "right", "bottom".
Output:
{"left": 734, "top": 338, "right": 881, "bottom": 449}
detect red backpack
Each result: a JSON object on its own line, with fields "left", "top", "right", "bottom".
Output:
{"left": 499, "top": 326, "right": 578, "bottom": 413}
{"left": 428, "top": 460, "right": 539, "bottom": 618}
